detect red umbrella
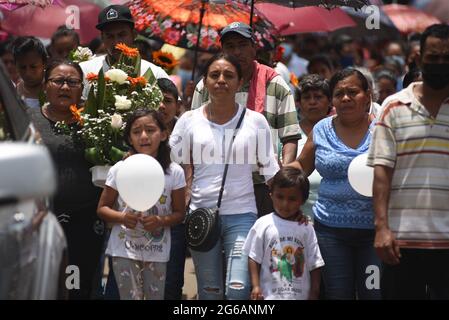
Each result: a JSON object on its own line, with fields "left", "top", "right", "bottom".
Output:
{"left": 1, "top": 0, "right": 102, "bottom": 43}
{"left": 383, "top": 4, "right": 441, "bottom": 35}
{"left": 255, "top": 3, "right": 356, "bottom": 35}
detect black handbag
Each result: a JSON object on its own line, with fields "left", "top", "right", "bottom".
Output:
{"left": 185, "top": 108, "right": 246, "bottom": 252}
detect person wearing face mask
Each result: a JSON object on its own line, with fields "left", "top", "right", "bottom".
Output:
{"left": 368, "top": 24, "right": 449, "bottom": 300}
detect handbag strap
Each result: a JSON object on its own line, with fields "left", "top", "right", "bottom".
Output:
{"left": 216, "top": 107, "right": 246, "bottom": 209}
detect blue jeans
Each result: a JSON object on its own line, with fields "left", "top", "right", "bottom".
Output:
{"left": 164, "top": 223, "right": 187, "bottom": 300}
{"left": 190, "top": 213, "right": 257, "bottom": 300}
{"left": 314, "top": 220, "right": 381, "bottom": 300}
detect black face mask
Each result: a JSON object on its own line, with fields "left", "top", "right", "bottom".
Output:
{"left": 421, "top": 63, "right": 449, "bottom": 90}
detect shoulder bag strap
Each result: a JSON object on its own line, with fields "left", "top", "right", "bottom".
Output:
{"left": 216, "top": 107, "right": 246, "bottom": 209}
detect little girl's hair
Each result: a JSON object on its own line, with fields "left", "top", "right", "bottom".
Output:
{"left": 123, "top": 109, "right": 171, "bottom": 173}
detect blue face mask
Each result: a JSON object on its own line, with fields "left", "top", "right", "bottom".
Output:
{"left": 281, "top": 43, "right": 293, "bottom": 59}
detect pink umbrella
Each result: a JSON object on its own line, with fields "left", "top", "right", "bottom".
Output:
{"left": 1, "top": 0, "right": 102, "bottom": 43}
{"left": 255, "top": 3, "right": 356, "bottom": 35}
{"left": 383, "top": 4, "right": 441, "bottom": 35}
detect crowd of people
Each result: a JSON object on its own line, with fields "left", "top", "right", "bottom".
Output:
{"left": 2, "top": 4, "right": 449, "bottom": 300}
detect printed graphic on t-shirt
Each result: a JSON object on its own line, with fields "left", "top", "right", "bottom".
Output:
{"left": 268, "top": 236, "right": 306, "bottom": 296}
{"left": 117, "top": 197, "right": 168, "bottom": 256}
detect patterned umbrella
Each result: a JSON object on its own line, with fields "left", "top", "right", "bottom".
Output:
{"left": 129, "top": 0, "right": 278, "bottom": 52}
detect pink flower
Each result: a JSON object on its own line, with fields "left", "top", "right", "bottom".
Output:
{"left": 162, "top": 19, "right": 173, "bottom": 29}
{"left": 151, "top": 21, "right": 161, "bottom": 35}
{"left": 164, "top": 29, "right": 181, "bottom": 45}
{"left": 187, "top": 33, "right": 198, "bottom": 46}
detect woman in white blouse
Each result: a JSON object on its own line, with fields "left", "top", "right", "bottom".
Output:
{"left": 170, "top": 53, "right": 279, "bottom": 300}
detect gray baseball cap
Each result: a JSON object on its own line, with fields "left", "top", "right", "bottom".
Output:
{"left": 220, "top": 22, "right": 253, "bottom": 42}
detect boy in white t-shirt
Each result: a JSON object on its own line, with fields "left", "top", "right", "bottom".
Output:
{"left": 243, "top": 167, "right": 324, "bottom": 300}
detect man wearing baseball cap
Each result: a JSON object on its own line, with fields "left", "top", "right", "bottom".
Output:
{"left": 191, "top": 22, "right": 300, "bottom": 217}
{"left": 80, "top": 5, "right": 169, "bottom": 100}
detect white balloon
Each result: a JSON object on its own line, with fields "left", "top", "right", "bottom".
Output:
{"left": 348, "top": 153, "right": 374, "bottom": 197}
{"left": 116, "top": 154, "right": 165, "bottom": 211}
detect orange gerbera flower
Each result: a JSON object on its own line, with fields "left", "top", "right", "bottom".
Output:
{"left": 115, "top": 43, "right": 139, "bottom": 58}
{"left": 127, "top": 76, "right": 147, "bottom": 87}
{"left": 70, "top": 104, "right": 84, "bottom": 125}
{"left": 290, "top": 73, "right": 299, "bottom": 87}
{"left": 86, "top": 72, "right": 98, "bottom": 82}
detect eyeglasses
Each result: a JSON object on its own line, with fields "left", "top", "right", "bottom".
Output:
{"left": 48, "top": 77, "right": 82, "bottom": 88}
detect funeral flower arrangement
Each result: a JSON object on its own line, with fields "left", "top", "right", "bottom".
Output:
{"left": 57, "top": 43, "right": 163, "bottom": 165}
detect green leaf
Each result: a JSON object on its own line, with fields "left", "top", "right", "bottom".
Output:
{"left": 85, "top": 147, "right": 105, "bottom": 165}
{"left": 142, "top": 65, "right": 156, "bottom": 85}
{"left": 84, "top": 85, "right": 98, "bottom": 117}
{"left": 134, "top": 55, "right": 141, "bottom": 78}
{"left": 97, "top": 68, "right": 105, "bottom": 110}
{"left": 109, "top": 146, "right": 126, "bottom": 163}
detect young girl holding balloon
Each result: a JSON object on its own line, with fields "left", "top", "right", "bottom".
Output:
{"left": 97, "top": 109, "right": 186, "bottom": 300}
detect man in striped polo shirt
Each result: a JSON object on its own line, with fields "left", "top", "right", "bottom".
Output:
{"left": 191, "top": 22, "right": 300, "bottom": 217}
{"left": 367, "top": 24, "right": 449, "bottom": 299}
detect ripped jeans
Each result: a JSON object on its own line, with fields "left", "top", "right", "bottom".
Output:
{"left": 190, "top": 212, "right": 257, "bottom": 300}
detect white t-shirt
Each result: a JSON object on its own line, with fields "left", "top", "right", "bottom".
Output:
{"left": 169, "top": 104, "right": 279, "bottom": 215}
{"left": 243, "top": 213, "right": 324, "bottom": 300}
{"left": 79, "top": 54, "right": 169, "bottom": 100}
{"left": 105, "top": 161, "right": 186, "bottom": 262}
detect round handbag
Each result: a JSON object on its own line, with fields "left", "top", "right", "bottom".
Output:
{"left": 185, "top": 207, "right": 221, "bottom": 252}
